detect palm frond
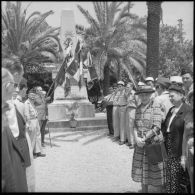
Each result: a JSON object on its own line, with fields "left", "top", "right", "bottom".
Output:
{"left": 77, "top": 5, "right": 100, "bottom": 34}
{"left": 120, "top": 58, "right": 138, "bottom": 89}
{"left": 113, "top": 4, "right": 130, "bottom": 26}
{"left": 107, "top": 47, "right": 125, "bottom": 58}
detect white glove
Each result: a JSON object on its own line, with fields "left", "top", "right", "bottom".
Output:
{"left": 136, "top": 137, "right": 145, "bottom": 148}
{"left": 180, "top": 156, "right": 186, "bottom": 170}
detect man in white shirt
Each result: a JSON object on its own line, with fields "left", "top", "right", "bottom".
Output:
{"left": 154, "top": 77, "right": 173, "bottom": 122}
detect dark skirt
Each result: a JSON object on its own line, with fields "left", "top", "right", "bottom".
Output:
{"left": 165, "top": 133, "right": 186, "bottom": 193}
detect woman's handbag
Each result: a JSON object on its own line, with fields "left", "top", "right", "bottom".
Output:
{"left": 145, "top": 141, "right": 167, "bottom": 164}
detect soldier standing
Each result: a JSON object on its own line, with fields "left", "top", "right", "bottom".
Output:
{"left": 125, "top": 82, "right": 136, "bottom": 148}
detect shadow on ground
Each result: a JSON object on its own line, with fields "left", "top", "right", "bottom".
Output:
{"left": 46, "top": 129, "right": 109, "bottom": 146}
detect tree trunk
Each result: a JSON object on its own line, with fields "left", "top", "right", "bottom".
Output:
{"left": 103, "top": 62, "right": 110, "bottom": 96}
{"left": 146, "top": 2, "right": 161, "bottom": 78}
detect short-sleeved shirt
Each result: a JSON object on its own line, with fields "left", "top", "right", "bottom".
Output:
{"left": 154, "top": 91, "right": 173, "bottom": 121}
{"left": 127, "top": 90, "right": 136, "bottom": 108}
{"left": 113, "top": 89, "right": 128, "bottom": 106}
{"left": 24, "top": 99, "right": 38, "bottom": 122}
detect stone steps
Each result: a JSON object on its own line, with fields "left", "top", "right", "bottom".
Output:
{"left": 46, "top": 112, "right": 108, "bottom": 132}
{"left": 47, "top": 126, "right": 108, "bottom": 133}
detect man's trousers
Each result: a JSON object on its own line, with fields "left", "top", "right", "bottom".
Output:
{"left": 113, "top": 106, "right": 126, "bottom": 142}
{"left": 125, "top": 107, "right": 136, "bottom": 145}
{"left": 106, "top": 105, "right": 114, "bottom": 135}
{"left": 28, "top": 119, "right": 42, "bottom": 154}
{"left": 39, "top": 120, "right": 47, "bottom": 144}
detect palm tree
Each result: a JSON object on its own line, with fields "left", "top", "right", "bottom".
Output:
{"left": 146, "top": 1, "right": 162, "bottom": 78}
{"left": 2, "top": 2, "right": 61, "bottom": 74}
{"left": 77, "top": 2, "right": 146, "bottom": 95}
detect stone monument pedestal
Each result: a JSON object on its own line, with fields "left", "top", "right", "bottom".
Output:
{"left": 48, "top": 73, "right": 95, "bottom": 121}
{"left": 48, "top": 99, "right": 95, "bottom": 121}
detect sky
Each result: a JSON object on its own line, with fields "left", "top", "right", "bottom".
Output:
{"left": 2, "top": 1, "right": 194, "bottom": 40}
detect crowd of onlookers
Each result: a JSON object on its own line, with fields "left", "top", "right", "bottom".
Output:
{"left": 101, "top": 67, "right": 193, "bottom": 193}
{"left": 2, "top": 56, "right": 50, "bottom": 192}
{"left": 2, "top": 55, "right": 193, "bottom": 193}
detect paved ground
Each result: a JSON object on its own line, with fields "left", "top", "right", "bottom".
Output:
{"left": 34, "top": 128, "right": 158, "bottom": 193}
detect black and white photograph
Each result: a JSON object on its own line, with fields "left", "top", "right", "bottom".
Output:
{"left": 1, "top": 1, "right": 193, "bottom": 193}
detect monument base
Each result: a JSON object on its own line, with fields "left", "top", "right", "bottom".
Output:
{"left": 48, "top": 99, "right": 95, "bottom": 121}
{"left": 47, "top": 113, "right": 108, "bottom": 132}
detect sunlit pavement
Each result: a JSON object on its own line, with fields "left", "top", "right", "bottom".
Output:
{"left": 34, "top": 129, "right": 159, "bottom": 192}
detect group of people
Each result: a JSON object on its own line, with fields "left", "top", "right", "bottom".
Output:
{"left": 2, "top": 56, "right": 50, "bottom": 192}
{"left": 102, "top": 67, "right": 193, "bottom": 193}
{"left": 1, "top": 54, "right": 193, "bottom": 193}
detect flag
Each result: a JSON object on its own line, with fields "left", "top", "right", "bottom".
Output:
{"left": 66, "top": 39, "right": 82, "bottom": 81}
{"left": 55, "top": 59, "right": 67, "bottom": 86}
{"left": 64, "top": 76, "right": 71, "bottom": 97}
{"left": 84, "top": 51, "right": 98, "bottom": 82}
{"left": 66, "top": 59, "right": 79, "bottom": 77}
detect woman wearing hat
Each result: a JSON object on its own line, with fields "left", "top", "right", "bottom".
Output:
{"left": 181, "top": 90, "right": 194, "bottom": 193}
{"left": 131, "top": 85, "right": 165, "bottom": 192}
{"left": 162, "top": 84, "right": 192, "bottom": 193}
{"left": 24, "top": 89, "right": 46, "bottom": 158}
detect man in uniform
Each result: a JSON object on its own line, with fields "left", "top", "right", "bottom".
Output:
{"left": 35, "top": 86, "right": 51, "bottom": 147}
{"left": 112, "top": 81, "right": 128, "bottom": 145}
{"left": 101, "top": 86, "right": 115, "bottom": 136}
{"left": 125, "top": 82, "right": 137, "bottom": 148}
{"left": 154, "top": 77, "right": 173, "bottom": 122}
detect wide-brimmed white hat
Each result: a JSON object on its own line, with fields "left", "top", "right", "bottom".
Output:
{"left": 170, "top": 76, "right": 183, "bottom": 84}
{"left": 145, "top": 77, "right": 154, "bottom": 82}
{"left": 117, "top": 81, "right": 124, "bottom": 86}
{"left": 138, "top": 81, "right": 145, "bottom": 86}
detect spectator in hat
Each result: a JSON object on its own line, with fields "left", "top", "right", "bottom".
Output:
{"left": 34, "top": 86, "right": 51, "bottom": 147}
{"left": 132, "top": 85, "right": 165, "bottom": 192}
{"left": 101, "top": 86, "right": 115, "bottom": 136}
{"left": 24, "top": 89, "right": 46, "bottom": 158}
{"left": 136, "top": 81, "right": 146, "bottom": 106}
{"left": 162, "top": 84, "right": 192, "bottom": 193}
{"left": 181, "top": 90, "right": 194, "bottom": 193}
{"left": 112, "top": 81, "right": 128, "bottom": 145}
{"left": 170, "top": 75, "right": 183, "bottom": 86}
{"left": 14, "top": 79, "right": 35, "bottom": 192}
{"left": 138, "top": 81, "right": 146, "bottom": 87}
{"left": 145, "top": 77, "right": 154, "bottom": 86}
{"left": 181, "top": 67, "right": 193, "bottom": 103}
{"left": 154, "top": 77, "right": 173, "bottom": 121}
{"left": 125, "top": 82, "right": 137, "bottom": 148}
{"left": 145, "top": 77, "right": 158, "bottom": 99}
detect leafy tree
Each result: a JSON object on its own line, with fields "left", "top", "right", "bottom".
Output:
{"left": 159, "top": 24, "right": 193, "bottom": 77}
{"left": 77, "top": 2, "right": 146, "bottom": 95}
{"left": 2, "top": 2, "right": 62, "bottom": 74}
